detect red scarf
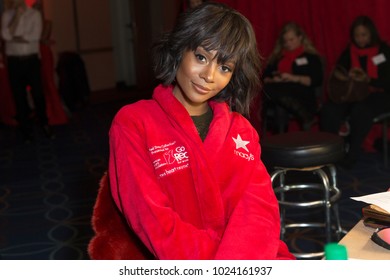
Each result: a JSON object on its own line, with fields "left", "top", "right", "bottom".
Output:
{"left": 277, "top": 45, "right": 305, "bottom": 74}
{"left": 350, "top": 44, "right": 379, "bottom": 79}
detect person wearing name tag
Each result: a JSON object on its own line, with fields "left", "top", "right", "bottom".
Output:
{"left": 320, "top": 16, "right": 390, "bottom": 168}
{"left": 262, "top": 22, "right": 323, "bottom": 133}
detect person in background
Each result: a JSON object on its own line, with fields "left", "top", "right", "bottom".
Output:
{"left": 262, "top": 22, "right": 323, "bottom": 133}
{"left": 186, "top": 0, "right": 205, "bottom": 10}
{"left": 89, "top": 2, "right": 295, "bottom": 260}
{"left": 320, "top": 16, "right": 390, "bottom": 168}
{"left": 1, "top": 0, "right": 54, "bottom": 143}
{"left": 180, "top": 0, "right": 207, "bottom": 13}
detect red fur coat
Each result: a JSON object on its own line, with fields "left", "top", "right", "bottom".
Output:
{"left": 88, "top": 173, "right": 154, "bottom": 260}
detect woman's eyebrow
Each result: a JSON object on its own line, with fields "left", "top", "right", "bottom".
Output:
{"left": 198, "top": 47, "right": 218, "bottom": 60}
{"left": 198, "top": 46, "right": 236, "bottom": 65}
{"left": 197, "top": 46, "right": 213, "bottom": 55}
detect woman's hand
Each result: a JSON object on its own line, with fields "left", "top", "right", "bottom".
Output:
{"left": 264, "top": 76, "right": 282, "bottom": 83}
{"left": 264, "top": 71, "right": 284, "bottom": 83}
{"left": 279, "top": 72, "right": 299, "bottom": 82}
{"left": 280, "top": 72, "right": 311, "bottom": 86}
{"left": 264, "top": 72, "right": 309, "bottom": 85}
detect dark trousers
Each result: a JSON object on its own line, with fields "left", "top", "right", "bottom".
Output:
{"left": 7, "top": 54, "right": 48, "bottom": 136}
{"left": 320, "top": 92, "right": 390, "bottom": 158}
{"left": 263, "top": 82, "right": 317, "bottom": 132}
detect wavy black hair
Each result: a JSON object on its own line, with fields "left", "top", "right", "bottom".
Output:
{"left": 152, "top": 2, "right": 261, "bottom": 116}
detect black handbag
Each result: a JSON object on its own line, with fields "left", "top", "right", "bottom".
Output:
{"left": 328, "top": 65, "right": 369, "bottom": 104}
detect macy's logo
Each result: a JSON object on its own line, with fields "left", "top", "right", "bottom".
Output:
{"left": 232, "top": 134, "right": 254, "bottom": 161}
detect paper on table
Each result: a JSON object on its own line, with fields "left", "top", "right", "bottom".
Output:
{"left": 351, "top": 191, "right": 390, "bottom": 213}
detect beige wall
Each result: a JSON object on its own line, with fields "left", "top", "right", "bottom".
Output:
{"left": 39, "top": 0, "right": 181, "bottom": 92}
{"left": 42, "top": 0, "right": 115, "bottom": 91}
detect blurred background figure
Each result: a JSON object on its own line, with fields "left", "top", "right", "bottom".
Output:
{"left": 182, "top": 0, "right": 206, "bottom": 11}
{"left": 1, "top": 0, "right": 54, "bottom": 143}
{"left": 262, "top": 22, "right": 323, "bottom": 133}
{"left": 0, "top": 30, "right": 18, "bottom": 126}
{"left": 320, "top": 16, "right": 390, "bottom": 168}
{"left": 188, "top": 0, "right": 204, "bottom": 8}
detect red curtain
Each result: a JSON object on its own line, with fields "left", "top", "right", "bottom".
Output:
{"left": 217, "top": 0, "right": 390, "bottom": 77}
{"left": 216, "top": 0, "right": 390, "bottom": 137}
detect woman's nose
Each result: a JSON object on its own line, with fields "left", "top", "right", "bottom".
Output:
{"left": 200, "top": 65, "right": 216, "bottom": 82}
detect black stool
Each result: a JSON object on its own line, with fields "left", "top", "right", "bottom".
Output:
{"left": 261, "top": 131, "right": 345, "bottom": 259}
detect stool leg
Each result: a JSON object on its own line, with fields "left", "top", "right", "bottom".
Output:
{"left": 314, "top": 168, "right": 332, "bottom": 243}
{"left": 331, "top": 203, "right": 345, "bottom": 240}
{"left": 271, "top": 169, "right": 287, "bottom": 240}
{"left": 270, "top": 165, "right": 343, "bottom": 258}
{"left": 329, "top": 164, "right": 343, "bottom": 236}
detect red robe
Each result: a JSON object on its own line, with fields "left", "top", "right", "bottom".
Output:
{"left": 105, "top": 84, "right": 294, "bottom": 260}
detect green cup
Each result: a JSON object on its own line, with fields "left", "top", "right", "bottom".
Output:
{"left": 324, "top": 243, "right": 348, "bottom": 260}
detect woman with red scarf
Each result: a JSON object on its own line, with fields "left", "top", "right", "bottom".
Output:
{"left": 263, "top": 22, "right": 323, "bottom": 133}
{"left": 320, "top": 16, "right": 390, "bottom": 168}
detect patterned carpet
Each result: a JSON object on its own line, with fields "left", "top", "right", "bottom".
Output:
{"left": 0, "top": 90, "right": 389, "bottom": 259}
{"left": 0, "top": 89, "right": 135, "bottom": 260}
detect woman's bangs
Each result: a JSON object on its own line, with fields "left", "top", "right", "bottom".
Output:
{"left": 200, "top": 34, "right": 244, "bottom": 64}
{"left": 188, "top": 13, "right": 251, "bottom": 65}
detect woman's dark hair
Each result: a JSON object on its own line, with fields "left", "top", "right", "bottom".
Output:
{"left": 350, "top": 15, "right": 381, "bottom": 47}
{"left": 152, "top": 2, "right": 261, "bottom": 116}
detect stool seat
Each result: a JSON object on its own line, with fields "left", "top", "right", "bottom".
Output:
{"left": 261, "top": 131, "right": 345, "bottom": 168}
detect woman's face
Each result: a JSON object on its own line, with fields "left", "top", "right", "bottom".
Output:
{"left": 283, "top": 30, "right": 302, "bottom": 51}
{"left": 353, "top": 25, "right": 371, "bottom": 48}
{"left": 189, "top": 0, "right": 203, "bottom": 8}
{"left": 173, "top": 47, "right": 234, "bottom": 115}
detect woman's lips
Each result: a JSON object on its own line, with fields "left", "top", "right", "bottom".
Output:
{"left": 192, "top": 82, "right": 211, "bottom": 94}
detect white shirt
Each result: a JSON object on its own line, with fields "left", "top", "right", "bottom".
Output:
{"left": 1, "top": 7, "right": 42, "bottom": 56}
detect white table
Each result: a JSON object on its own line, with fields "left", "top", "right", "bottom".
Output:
{"left": 338, "top": 220, "right": 390, "bottom": 259}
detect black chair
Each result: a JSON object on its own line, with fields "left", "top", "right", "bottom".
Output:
{"left": 373, "top": 112, "right": 390, "bottom": 167}
{"left": 56, "top": 52, "right": 91, "bottom": 112}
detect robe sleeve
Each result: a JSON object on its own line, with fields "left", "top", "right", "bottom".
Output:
{"left": 108, "top": 116, "right": 221, "bottom": 260}
{"left": 214, "top": 129, "right": 295, "bottom": 260}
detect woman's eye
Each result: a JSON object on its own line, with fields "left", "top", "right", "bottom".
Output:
{"left": 221, "top": 65, "right": 232, "bottom": 73}
{"left": 195, "top": 54, "right": 206, "bottom": 62}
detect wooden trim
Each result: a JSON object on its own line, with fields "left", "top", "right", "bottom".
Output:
{"left": 72, "top": 0, "right": 80, "bottom": 52}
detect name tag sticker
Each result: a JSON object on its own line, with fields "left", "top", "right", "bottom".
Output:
{"left": 372, "top": 53, "right": 386, "bottom": 65}
{"left": 295, "top": 57, "right": 308, "bottom": 66}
